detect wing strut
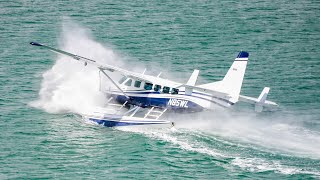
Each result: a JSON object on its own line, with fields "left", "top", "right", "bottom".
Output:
{"left": 98, "top": 68, "right": 129, "bottom": 99}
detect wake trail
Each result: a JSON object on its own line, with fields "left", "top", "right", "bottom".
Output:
{"left": 175, "top": 111, "right": 320, "bottom": 158}
{"left": 117, "top": 125, "right": 320, "bottom": 177}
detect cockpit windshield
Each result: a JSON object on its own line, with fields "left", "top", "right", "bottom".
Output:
{"left": 125, "top": 79, "right": 132, "bottom": 86}
{"left": 118, "top": 76, "right": 127, "bottom": 84}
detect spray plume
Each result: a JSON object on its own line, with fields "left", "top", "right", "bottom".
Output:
{"left": 30, "top": 21, "right": 122, "bottom": 114}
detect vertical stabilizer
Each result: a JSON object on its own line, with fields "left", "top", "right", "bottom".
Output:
{"left": 197, "top": 51, "right": 249, "bottom": 102}
{"left": 222, "top": 51, "right": 249, "bottom": 98}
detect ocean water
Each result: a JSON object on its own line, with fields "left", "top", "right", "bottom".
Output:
{"left": 1, "top": 0, "right": 320, "bottom": 179}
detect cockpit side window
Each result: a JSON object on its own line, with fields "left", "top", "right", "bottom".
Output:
{"left": 163, "top": 86, "right": 170, "bottom": 93}
{"left": 171, "top": 88, "right": 179, "bottom": 94}
{"left": 154, "top": 84, "right": 161, "bottom": 92}
{"left": 144, "top": 82, "right": 153, "bottom": 90}
{"left": 134, "top": 80, "right": 141, "bottom": 88}
{"left": 118, "top": 76, "right": 127, "bottom": 84}
{"left": 125, "top": 79, "right": 132, "bottom": 86}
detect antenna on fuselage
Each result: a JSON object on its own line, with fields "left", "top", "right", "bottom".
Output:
{"left": 157, "top": 72, "right": 162, "bottom": 78}
{"left": 142, "top": 68, "right": 146, "bottom": 75}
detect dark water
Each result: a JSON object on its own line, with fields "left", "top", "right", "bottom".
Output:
{"left": 1, "top": 0, "right": 320, "bottom": 179}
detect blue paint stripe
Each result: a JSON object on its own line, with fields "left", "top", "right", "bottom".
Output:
{"left": 125, "top": 91, "right": 234, "bottom": 106}
{"left": 237, "top": 51, "right": 249, "bottom": 58}
{"left": 110, "top": 90, "right": 233, "bottom": 105}
{"left": 89, "top": 118, "right": 169, "bottom": 127}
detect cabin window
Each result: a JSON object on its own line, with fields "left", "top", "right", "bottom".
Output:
{"left": 154, "top": 84, "right": 161, "bottom": 92}
{"left": 118, "top": 76, "right": 127, "bottom": 84}
{"left": 171, "top": 88, "right": 179, "bottom": 94}
{"left": 163, "top": 86, "right": 170, "bottom": 93}
{"left": 125, "top": 79, "right": 132, "bottom": 86}
{"left": 144, "top": 82, "right": 153, "bottom": 90}
{"left": 134, "top": 80, "right": 141, "bottom": 88}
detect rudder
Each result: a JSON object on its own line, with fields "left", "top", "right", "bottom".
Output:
{"left": 222, "top": 51, "right": 249, "bottom": 97}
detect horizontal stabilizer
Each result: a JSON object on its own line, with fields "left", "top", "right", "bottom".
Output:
{"left": 239, "top": 87, "right": 278, "bottom": 112}
{"left": 257, "top": 87, "right": 270, "bottom": 104}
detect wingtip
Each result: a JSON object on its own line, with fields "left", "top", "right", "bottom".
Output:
{"left": 30, "top": 42, "right": 43, "bottom": 46}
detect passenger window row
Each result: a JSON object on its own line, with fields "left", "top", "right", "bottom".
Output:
{"left": 145, "top": 82, "right": 179, "bottom": 94}
{"left": 121, "top": 78, "right": 179, "bottom": 94}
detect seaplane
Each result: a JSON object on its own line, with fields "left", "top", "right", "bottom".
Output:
{"left": 30, "top": 42, "right": 278, "bottom": 128}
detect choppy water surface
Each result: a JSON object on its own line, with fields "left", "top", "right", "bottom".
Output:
{"left": 1, "top": 0, "right": 320, "bottom": 179}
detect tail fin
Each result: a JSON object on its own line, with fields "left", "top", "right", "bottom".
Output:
{"left": 222, "top": 51, "right": 249, "bottom": 97}
{"left": 197, "top": 51, "right": 249, "bottom": 101}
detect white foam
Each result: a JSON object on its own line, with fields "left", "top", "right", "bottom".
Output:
{"left": 30, "top": 20, "right": 122, "bottom": 114}
{"left": 117, "top": 127, "right": 226, "bottom": 158}
{"left": 232, "top": 157, "right": 299, "bottom": 174}
{"left": 231, "top": 157, "right": 320, "bottom": 176}
{"left": 175, "top": 111, "right": 320, "bottom": 159}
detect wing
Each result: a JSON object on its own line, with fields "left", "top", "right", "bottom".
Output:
{"left": 30, "top": 42, "right": 148, "bottom": 81}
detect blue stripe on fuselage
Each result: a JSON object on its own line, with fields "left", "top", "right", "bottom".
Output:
{"left": 108, "top": 90, "right": 234, "bottom": 106}
{"left": 114, "top": 95, "right": 204, "bottom": 112}
{"left": 89, "top": 118, "right": 168, "bottom": 127}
